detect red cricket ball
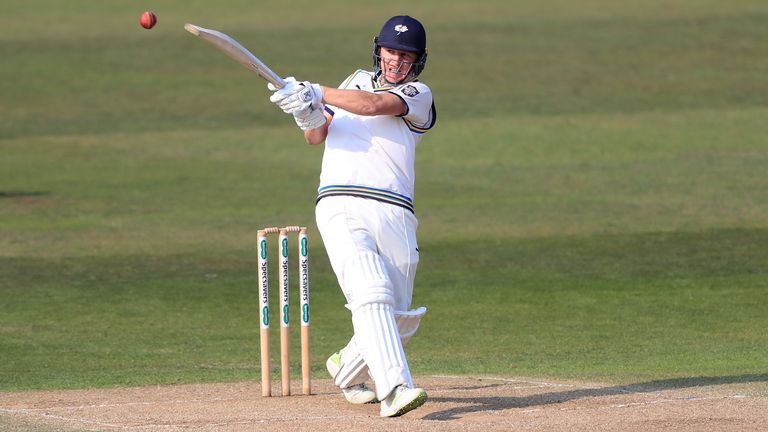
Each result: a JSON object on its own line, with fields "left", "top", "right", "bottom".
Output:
{"left": 140, "top": 11, "right": 157, "bottom": 30}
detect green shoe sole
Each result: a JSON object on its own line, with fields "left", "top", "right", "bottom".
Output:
{"left": 392, "top": 391, "right": 427, "bottom": 417}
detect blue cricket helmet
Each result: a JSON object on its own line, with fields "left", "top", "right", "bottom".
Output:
{"left": 372, "top": 15, "right": 428, "bottom": 82}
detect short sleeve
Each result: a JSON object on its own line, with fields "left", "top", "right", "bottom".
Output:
{"left": 389, "top": 82, "right": 435, "bottom": 129}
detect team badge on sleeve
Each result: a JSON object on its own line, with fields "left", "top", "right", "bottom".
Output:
{"left": 402, "top": 85, "right": 420, "bottom": 97}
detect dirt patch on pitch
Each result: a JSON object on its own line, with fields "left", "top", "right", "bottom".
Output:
{"left": 1, "top": 375, "right": 766, "bottom": 431}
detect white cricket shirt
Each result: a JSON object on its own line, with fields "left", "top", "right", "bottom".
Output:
{"left": 317, "top": 70, "right": 436, "bottom": 213}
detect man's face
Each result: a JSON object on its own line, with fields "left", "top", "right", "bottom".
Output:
{"left": 379, "top": 47, "right": 419, "bottom": 84}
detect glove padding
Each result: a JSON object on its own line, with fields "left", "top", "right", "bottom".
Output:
{"left": 269, "top": 79, "right": 323, "bottom": 114}
{"left": 293, "top": 106, "right": 327, "bottom": 131}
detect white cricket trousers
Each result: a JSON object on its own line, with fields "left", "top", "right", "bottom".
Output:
{"left": 315, "top": 195, "right": 419, "bottom": 398}
{"left": 315, "top": 195, "right": 419, "bottom": 311}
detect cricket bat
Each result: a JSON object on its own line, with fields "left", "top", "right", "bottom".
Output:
{"left": 184, "top": 23, "right": 286, "bottom": 89}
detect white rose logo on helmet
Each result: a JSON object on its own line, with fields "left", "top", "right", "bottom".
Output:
{"left": 394, "top": 24, "right": 409, "bottom": 35}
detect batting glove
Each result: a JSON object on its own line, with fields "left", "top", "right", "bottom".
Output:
{"left": 271, "top": 81, "right": 323, "bottom": 115}
{"left": 268, "top": 77, "right": 301, "bottom": 107}
{"left": 293, "top": 106, "right": 327, "bottom": 130}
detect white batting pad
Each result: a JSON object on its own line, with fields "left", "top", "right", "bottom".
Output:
{"left": 331, "top": 338, "right": 365, "bottom": 388}
{"left": 342, "top": 250, "right": 394, "bottom": 309}
{"left": 396, "top": 306, "right": 427, "bottom": 345}
{"left": 333, "top": 306, "right": 427, "bottom": 388}
{"left": 352, "top": 302, "right": 413, "bottom": 400}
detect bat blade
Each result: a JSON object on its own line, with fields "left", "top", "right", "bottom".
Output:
{"left": 184, "top": 23, "right": 285, "bottom": 89}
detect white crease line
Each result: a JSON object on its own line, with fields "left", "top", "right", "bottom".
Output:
{"left": 111, "top": 414, "right": 370, "bottom": 429}
{"left": 429, "top": 375, "right": 576, "bottom": 388}
{"left": 1, "top": 406, "right": 368, "bottom": 430}
{"left": 429, "top": 385, "right": 557, "bottom": 394}
{"left": 0, "top": 408, "right": 123, "bottom": 429}
{"left": 0, "top": 397, "right": 244, "bottom": 412}
{"left": 0, "top": 393, "right": 342, "bottom": 412}
{"left": 520, "top": 394, "right": 752, "bottom": 414}
{"left": 612, "top": 394, "right": 749, "bottom": 408}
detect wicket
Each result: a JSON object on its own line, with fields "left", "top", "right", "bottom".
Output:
{"left": 257, "top": 226, "right": 311, "bottom": 397}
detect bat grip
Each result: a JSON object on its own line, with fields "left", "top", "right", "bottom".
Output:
{"left": 271, "top": 76, "right": 287, "bottom": 89}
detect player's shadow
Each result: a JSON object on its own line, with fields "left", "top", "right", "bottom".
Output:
{"left": 422, "top": 374, "right": 768, "bottom": 421}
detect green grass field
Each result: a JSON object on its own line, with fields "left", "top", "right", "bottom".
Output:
{"left": 1, "top": 0, "right": 767, "bottom": 392}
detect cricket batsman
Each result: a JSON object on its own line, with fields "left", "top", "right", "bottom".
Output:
{"left": 268, "top": 15, "right": 436, "bottom": 417}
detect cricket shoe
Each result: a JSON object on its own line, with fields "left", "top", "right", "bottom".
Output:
{"left": 326, "top": 351, "right": 378, "bottom": 404}
{"left": 379, "top": 384, "right": 427, "bottom": 417}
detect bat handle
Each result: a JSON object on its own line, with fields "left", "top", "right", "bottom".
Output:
{"left": 270, "top": 76, "right": 287, "bottom": 89}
